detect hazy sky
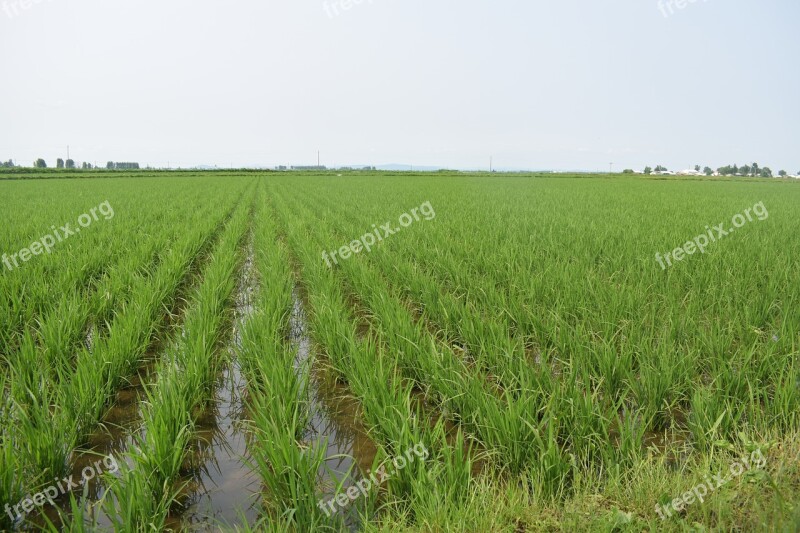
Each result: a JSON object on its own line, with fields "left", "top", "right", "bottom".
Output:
{"left": 1, "top": 1, "right": 798, "bottom": 171}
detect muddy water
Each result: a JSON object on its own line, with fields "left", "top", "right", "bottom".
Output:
{"left": 291, "top": 288, "right": 378, "bottom": 525}
{"left": 170, "top": 245, "right": 379, "bottom": 528}
{"left": 20, "top": 241, "right": 234, "bottom": 530}
{"left": 20, "top": 246, "right": 378, "bottom": 531}
{"left": 22, "top": 349, "right": 162, "bottom": 530}
{"left": 164, "top": 233, "right": 262, "bottom": 531}
{"left": 20, "top": 290, "right": 192, "bottom": 529}
{"left": 166, "top": 361, "right": 261, "bottom": 531}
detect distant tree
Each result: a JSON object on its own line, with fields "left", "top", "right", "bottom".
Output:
{"left": 112, "top": 162, "right": 141, "bottom": 170}
{"left": 106, "top": 161, "right": 114, "bottom": 170}
{"left": 622, "top": 169, "right": 634, "bottom": 174}
{"left": 779, "top": 170, "right": 787, "bottom": 177}
{"left": 732, "top": 164, "right": 739, "bottom": 176}
{"left": 760, "top": 167, "right": 772, "bottom": 178}
{"left": 740, "top": 164, "right": 751, "bottom": 177}
{"left": 644, "top": 166, "right": 652, "bottom": 175}
{"left": 704, "top": 166, "right": 714, "bottom": 176}
{"left": 66, "top": 159, "right": 75, "bottom": 169}
{"left": 694, "top": 165, "right": 701, "bottom": 172}
{"left": 35, "top": 158, "right": 47, "bottom": 168}
{"left": 654, "top": 165, "right": 668, "bottom": 172}
{"left": 751, "top": 162, "right": 760, "bottom": 177}
{"left": 57, "top": 158, "right": 65, "bottom": 169}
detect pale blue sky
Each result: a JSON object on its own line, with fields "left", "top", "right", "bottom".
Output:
{"left": 1, "top": 0, "right": 797, "bottom": 172}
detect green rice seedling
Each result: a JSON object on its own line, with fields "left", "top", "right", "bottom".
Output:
{"left": 58, "top": 344, "right": 119, "bottom": 441}
{"left": 139, "top": 362, "right": 195, "bottom": 492}
{"left": 608, "top": 404, "right": 651, "bottom": 469}
{"left": 12, "top": 368, "right": 73, "bottom": 482}
{"left": 344, "top": 341, "right": 418, "bottom": 447}
{"left": 234, "top": 190, "right": 335, "bottom": 530}
{"left": 30, "top": 217, "right": 191, "bottom": 386}
{"left": 240, "top": 343, "right": 308, "bottom": 439}
{"left": 688, "top": 386, "right": 735, "bottom": 451}
{"left": 387, "top": 428, "right": 475, "bottom": 525}
{"left": 105, "top": 201, "right": 250, "bottom": 528}
{"left": 269, "top": 186, "right": 488, "bottom": 529}
{"left": 103, "top": 459, "right": 180, "bottom": 533}
{"left": 43, "top": 491, "right": 97, "bottom": 533}
{"left": 34, "top": 295, "right": 88, "bottom": 370}
{"left": 554, "top": 374, "right": 610, "bottom": 466}
{"left": 630, "top": 349, "right": 687, "bottom": 431}
{"left": 246, "top": 404, "right": 334, "bottom": 529}
{"left": 267, "top": 174, "right": 800, "bottom": 530}
{"left": 769, "top": 363, "right": 800, "bottom": 432}
{"left": 5, "top": 189, "right": 247, "bottom": 527}
{"left": 57, "top": 196, "right": 239, "bottom": 434}
{"left": 4, "top": 171, "right": 800, "bottom": 531}
{"left": 0, "top": 386, "right": 23, "bottom": 531}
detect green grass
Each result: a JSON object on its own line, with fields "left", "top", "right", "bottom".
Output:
{"left": 1, "top": 171, "right": 799, "bottom": 531}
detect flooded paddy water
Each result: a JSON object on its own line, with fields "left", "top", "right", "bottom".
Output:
{"left": 26, "top": 234, "right": 377, "bottom": 531}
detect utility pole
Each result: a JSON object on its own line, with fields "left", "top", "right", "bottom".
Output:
{"left": 317, "top": 150, "right": 320, "bottom": 168}
{"left": 609, "top": 162, "right": 614, "bottom": 174}
{"left": 67, "top": 145, "right": 70, "bottom": 162}
{"left": 490, "top": 156, "right": 493, "bottom": 173}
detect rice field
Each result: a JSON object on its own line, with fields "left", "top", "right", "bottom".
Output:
{"left": 1, "top": 171, "right": 799, "bottom": 532}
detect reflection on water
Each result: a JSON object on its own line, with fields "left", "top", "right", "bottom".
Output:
{"left": 290, "top": 288, "right": 378, "bottom": 529}
{"left": 165, "top": 231, "right": 262, "bottom": 530}
{"left": 20, "top": 236, "right": 383, "bottom": 531}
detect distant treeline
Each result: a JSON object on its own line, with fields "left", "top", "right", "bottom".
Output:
{"left": 639, "top": 163, "right": 797, "bottom": 178}
{"left": 3, "top": 159, "right": 143, "bottom": 170}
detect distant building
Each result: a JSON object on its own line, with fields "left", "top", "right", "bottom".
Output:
{"left": 291, "top": 165, "right": 327, "bottom": 171}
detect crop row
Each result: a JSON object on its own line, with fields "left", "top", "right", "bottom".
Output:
{"left": 103, "top": 193, "right": 251, "bottom": 530}
{"left": 0, "top": 178, "right": 232, "bottom": 361}
{"left": 0, "top": 178, "right": 252, "bottom": 531}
